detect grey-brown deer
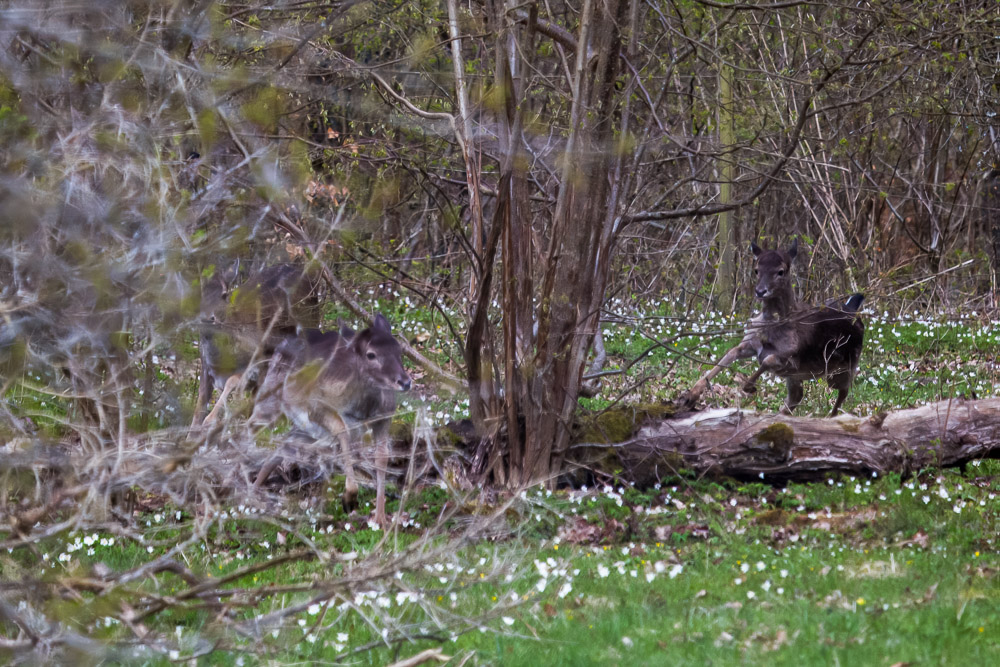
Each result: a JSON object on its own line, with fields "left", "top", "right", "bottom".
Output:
{"left": 251, "top": 314, "right": 411, "bottom": 526}
{"left": 193, "top": 263, "right": 323, "bottom": 425}
{"left": 681, "top": 239, "right": 865, "bottom": 416}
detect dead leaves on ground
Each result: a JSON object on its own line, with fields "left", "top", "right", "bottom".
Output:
{"left": 557, "top": 517, "right": 626, "bottom": 545}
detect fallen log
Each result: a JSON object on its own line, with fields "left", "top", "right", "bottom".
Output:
{"left": 577, "top": 398, "right": 1000, "bottom": 486}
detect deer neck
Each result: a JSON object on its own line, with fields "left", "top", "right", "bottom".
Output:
{"left": 761, "top": 287, "right": 797, "bottom": 320}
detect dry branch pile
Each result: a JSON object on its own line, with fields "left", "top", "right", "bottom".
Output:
{"left": 0, "top": 423, "right": 510, "bottom": 663}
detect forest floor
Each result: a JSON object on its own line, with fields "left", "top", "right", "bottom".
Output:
{"left": 4, "top": 296, "right": 1000, "bottom": 664}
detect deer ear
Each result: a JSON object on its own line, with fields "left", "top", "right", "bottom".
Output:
{"left": 336, "top": 317, "right": 356, "bottom": 340}
{"left": 750, "top": 242, "right": 763, "bottom": 257}
{"left": 373, "top": 313, "right": 391, "bottom": 333}
{"left": 352, "top": 327, "right": 372, "bottom": 351}
{"left": 787, "top": 238, "right": 798, "bottom": 260}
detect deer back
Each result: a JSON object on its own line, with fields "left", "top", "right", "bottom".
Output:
{"left": 199, "top": 263, "right": 323, "bottom": 383}
{"left": 203, "top": 263, "right": 323, "bottom": 333}
{"left": 799, "top": 297, "right": 865, "bottom": 370}
{"left": 760, "top": 297, "right": 865, "bottom": 379}
{"left": 284, "top": 314, "right": 410, "bottom": 423}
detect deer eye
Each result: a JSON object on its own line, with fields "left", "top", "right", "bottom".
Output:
{"left": 777, "top": 270, "right": 784, "bottom": 276}
{"left": 366, "top": 351, "right": 377, "bottom": 360}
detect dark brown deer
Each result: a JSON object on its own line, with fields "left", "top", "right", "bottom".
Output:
{"left": 251, "top": 314, "right": 411, "bottom": 526}
{"left": 193, "top": 263, "right": 322, "bottom": 425}
{"left": 681, "top": 240, "right": 865, "bottom": 416}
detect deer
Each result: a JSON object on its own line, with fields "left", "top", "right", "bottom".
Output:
{"left": 193, "top": 263, "right": 323, "bottom": 426}
{"left": 250, "top": 314, "right": 411, "bottom": 526}
{"left": 680, "top": 239, "right": 865, "bottom": 416}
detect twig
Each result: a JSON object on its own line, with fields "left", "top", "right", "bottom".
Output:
{"left": 386, "top": 647, "right": 452, "bottom": 667}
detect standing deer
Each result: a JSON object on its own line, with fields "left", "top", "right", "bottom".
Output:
{"left": 681, "top": 240, "right": 865, "bottom": 416}
{"left": 193, "top": 263, "right": 322, "bottom": 425}
{"left": 251, "top": 314, "right": 411, "bottom": 526}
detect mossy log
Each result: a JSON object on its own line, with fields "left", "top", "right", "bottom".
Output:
{"left": 578, "top": 398, "right": 1000, "bottom": 486}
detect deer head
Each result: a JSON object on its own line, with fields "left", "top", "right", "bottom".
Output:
{"left": 352, "top": 313, "right": 411, "bottom": 392}
{"left": 750, "top": 239, "right": 798, "bottom": 315}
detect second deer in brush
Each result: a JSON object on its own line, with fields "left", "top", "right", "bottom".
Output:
{"left": 194, "top": 263, "right": 323, "bottom": 425}
{"left": 681, "top": 240, "right": 865, "bottom": 416}
{"left": 251, "top": 314, "right": 411, "bottom": 526}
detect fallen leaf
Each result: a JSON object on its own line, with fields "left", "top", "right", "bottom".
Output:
{"left": 654, "top": 523, "right": 710, "bottom": 541}
{"left": 556, "top": 517, "right": 626, "bottom": 545}
{"left": 898, "top": 530, "right": 929, "bottom": 549}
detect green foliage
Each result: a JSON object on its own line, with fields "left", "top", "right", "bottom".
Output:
{"left": 2, "top": 0, "right": 999, "bottom": 662}
{"left": 11, "top": 465, "right": 996, "bottom": 663}
{"left": 242, "top": 86, "right": 284, "bottom": 131}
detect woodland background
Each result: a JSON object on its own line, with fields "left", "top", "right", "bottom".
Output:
{"left": 2, "top": 0, "right": 998, "bottom": 483}
{"left": 0, "top": 0, "right": 999, "bottom": 662}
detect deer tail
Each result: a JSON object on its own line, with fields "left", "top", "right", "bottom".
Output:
{"left": 843, "top": 293, "right": 865, "bottom": 313}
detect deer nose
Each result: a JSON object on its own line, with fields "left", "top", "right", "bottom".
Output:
{"left": 399, "top": 377, "right": 411, "bottom": 391}
{"left": 755, "top": 287, "right": 768, "bottom": 299}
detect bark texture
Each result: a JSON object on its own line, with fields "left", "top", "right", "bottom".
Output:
{"left": 578, "top": 399, "right": 1000, "bottom": 486}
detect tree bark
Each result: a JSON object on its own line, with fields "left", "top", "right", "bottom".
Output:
{"left": 984, "top": 168, "right": 1000, "bottom": 305}
{"left": 576, "top": 399, "right": 1000, "bottom": 486}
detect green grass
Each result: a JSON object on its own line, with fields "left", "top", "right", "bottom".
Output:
{"left": 4, "top": 303, "right": 1000, "bottom": 663}
{"left": 8, "top": 462, "right": 998, "bottom": 664}
{"left": 350, "top": 284, "right": 1000, "bottom": 423}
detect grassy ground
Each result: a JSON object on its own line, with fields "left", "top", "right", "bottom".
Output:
{"left": 11, "top": 463, "right": 998, "bottom": 664}
{"left": 480, "top": 469, "right": 1000, "bottom": 665}
{"left": 350, "top": 286, "right": 1000, "bottom": 422}
{"left": 4, "top": 297, "right": 1000, "bottom": 664}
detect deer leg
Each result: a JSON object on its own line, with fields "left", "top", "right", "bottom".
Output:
{"left": 780, "top": 378, "right": 804, "bottom": 415}
{"left": 253, "top": 455, "right": 280, "bottom": 489}
{"left": 248, "top": 352, "right": 290, "bottom": 432}
{"left": 372, "top": 416, "right": 391, "bottom": 528}
{"left": 324, "top": 412, "right": 358, "bottom": 513}
{"left": 744, "top": 352, "right": 790, "bottom": 394}
{"left": 742, "top": 365, "right": 768, "bottom": 394}
{"left": 682, "top": 341, "right": 756, "bottom": 405}
{"left": 202, "top": 373, "right": 241, "bottom": 424}
{"left": 830, "top": 390, "right": 848, "bottom": 417}
{"left": 827, "top": 371, "right": 852, "bottom": 416}
{"left": 191, "top": 347, "right": 212, "bottom": 427}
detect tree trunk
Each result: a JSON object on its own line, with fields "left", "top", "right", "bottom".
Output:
{"left": 518, "top": 0, "right": 628, "bottom": 487}
{"left": 984, "top": 168, "right": 1000, "bottom": 306}
{"left": 717, "top": 58, "right": 736, "bottom": 311}
{"left": 576, "top": 399, "right": 1000, "bottom": 486}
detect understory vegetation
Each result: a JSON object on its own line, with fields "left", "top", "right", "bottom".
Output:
{"left": 6, "top": 433, "right": 998, "bottom": 665}
{"left": 3, "top": 291, "right": 999, "bottom": 664}
{"left": 2, "top": 0, "right": 999, "bottom": 662}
